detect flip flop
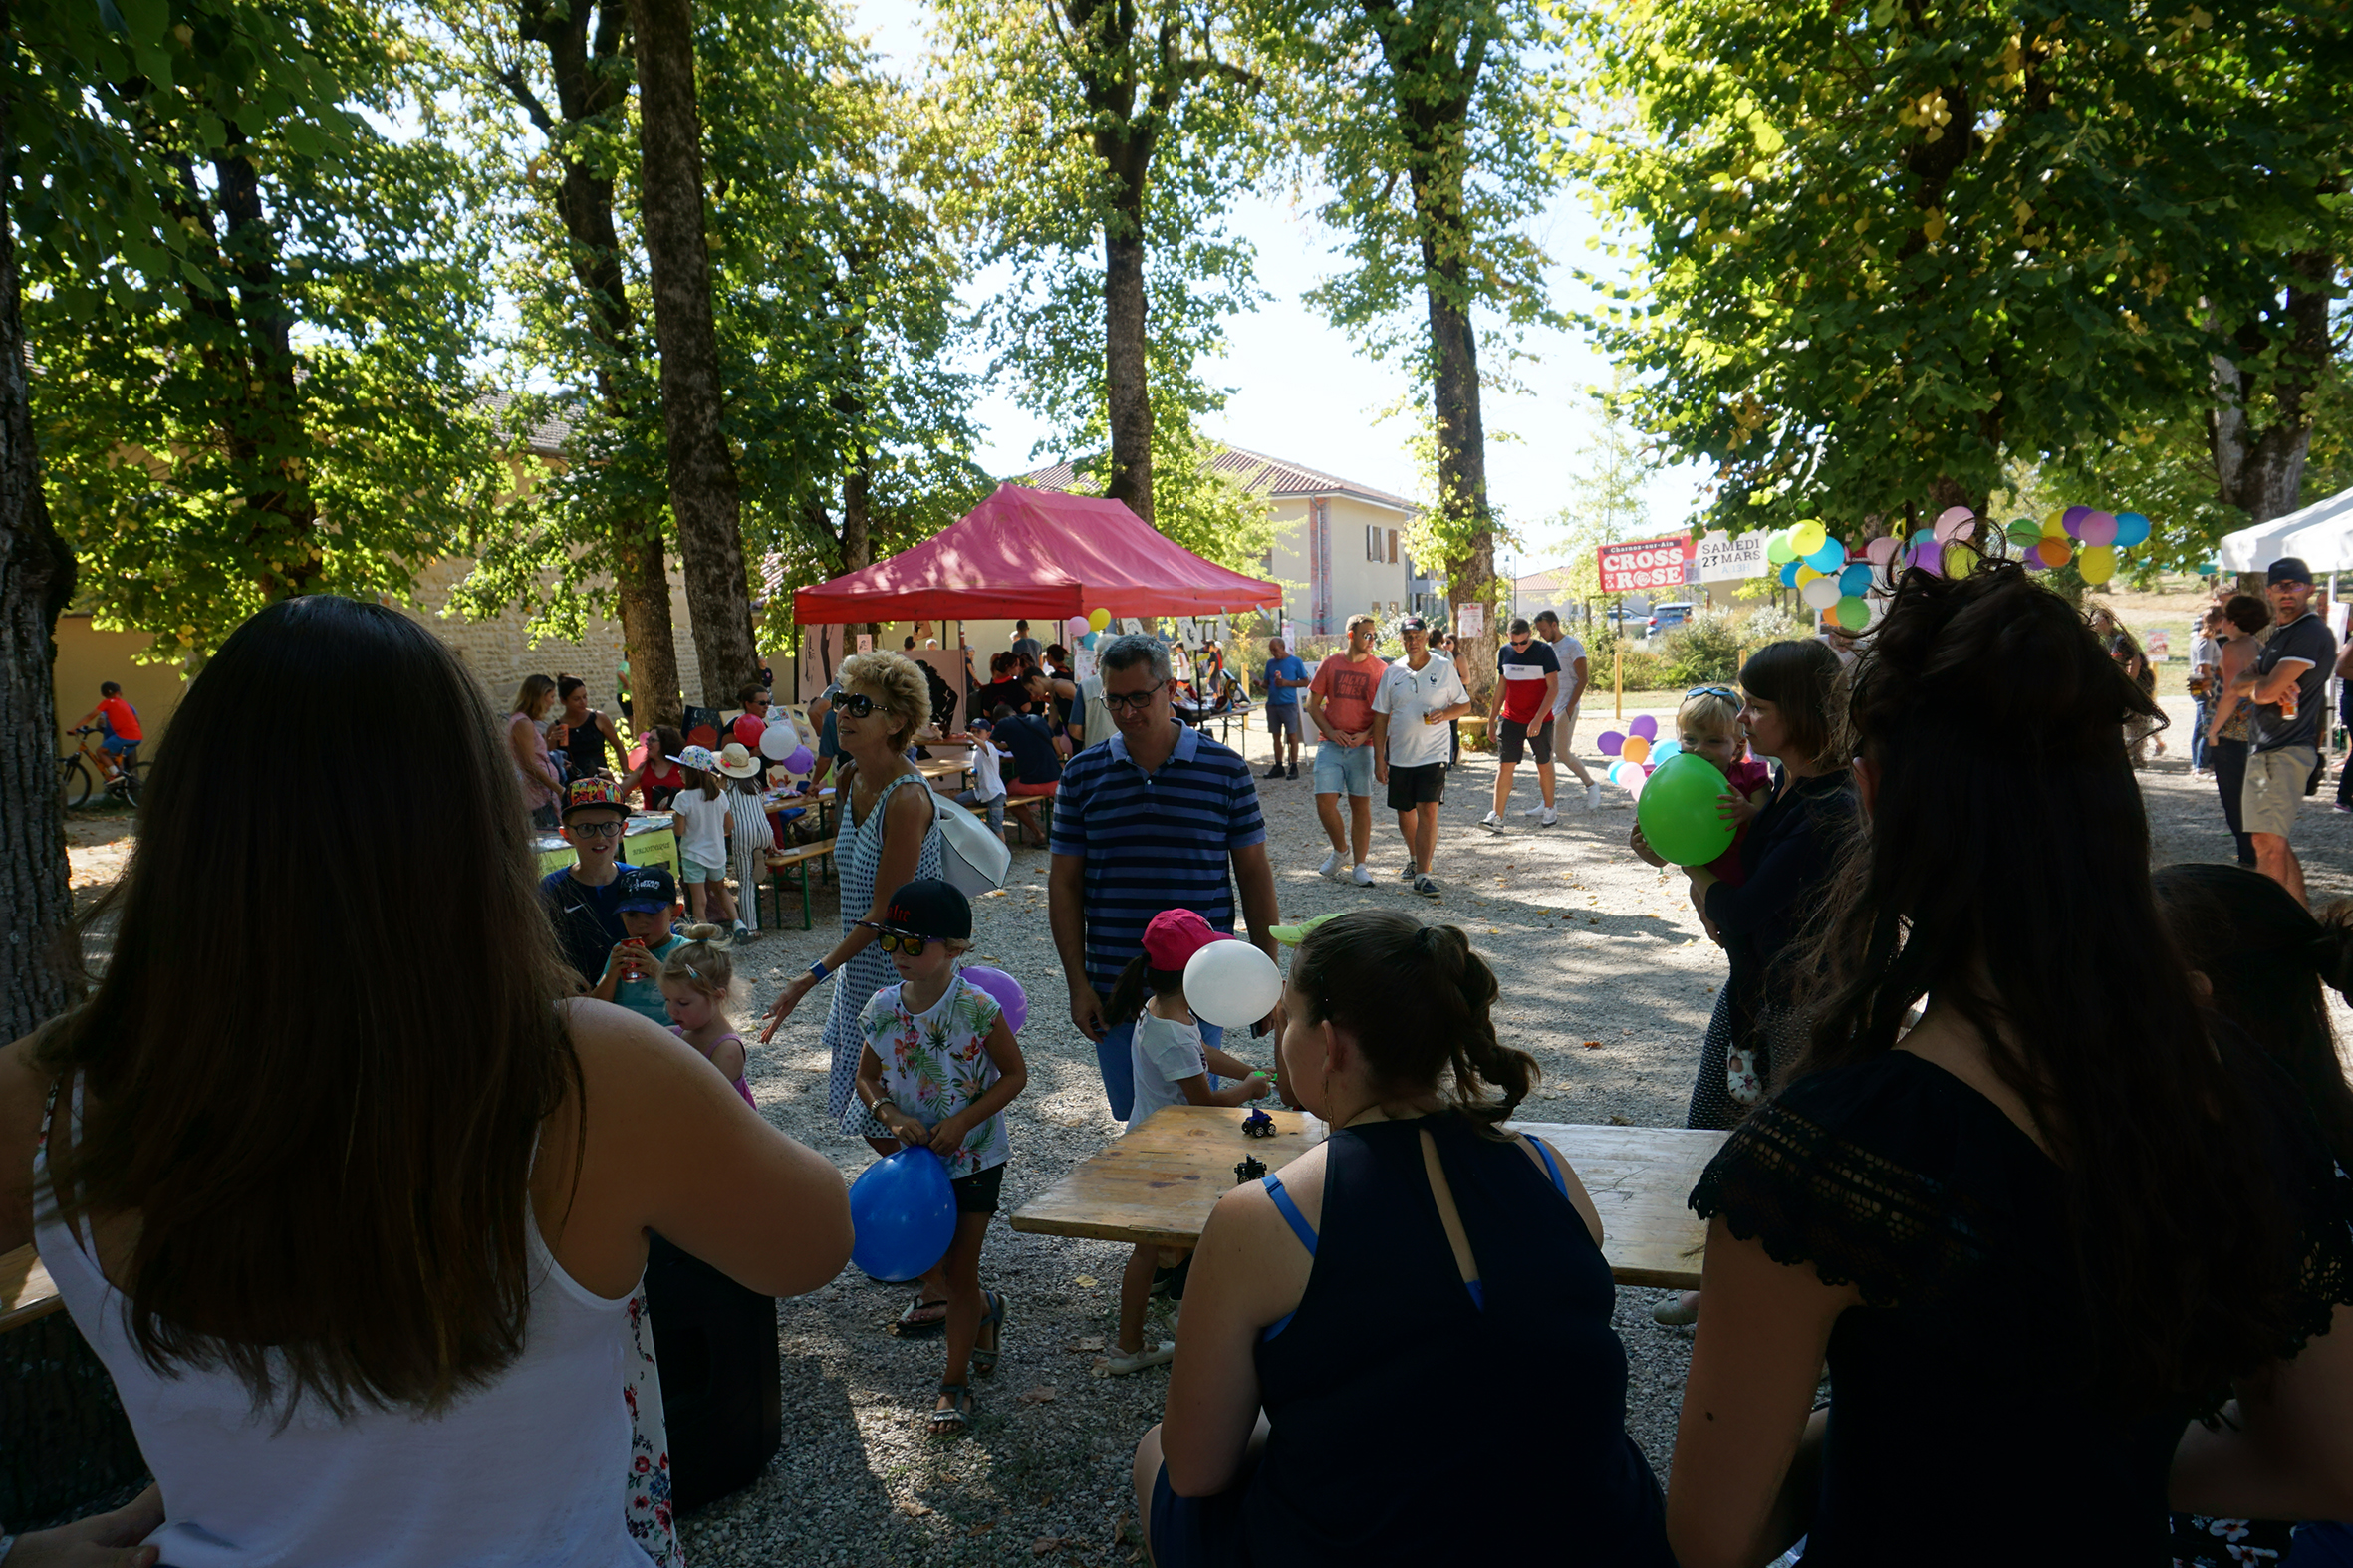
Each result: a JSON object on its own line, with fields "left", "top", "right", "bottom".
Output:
{"left": 971, "top": 1290, "right": 1007, "bottom": 1378}
{"left": 892, "top": 1293, "right": 950, "bottom": 1337}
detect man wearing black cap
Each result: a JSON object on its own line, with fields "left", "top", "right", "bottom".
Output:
{"left": 1371, "top": 616, "right": 1471, "bottom": 898}
{"left": 2227, "top": 557, "right": 2336, "bottom": 906}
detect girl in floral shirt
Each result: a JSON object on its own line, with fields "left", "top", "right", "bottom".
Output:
{"left": 850, "top": 878, "right": 1029, "bottom": 1437}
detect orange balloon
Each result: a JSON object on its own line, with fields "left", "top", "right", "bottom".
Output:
{"left": 2037, "top": 539, "right": 2072, "bottom": 569}
{"left": 1622, "top": 734, "right": 1653, "bottom": 765}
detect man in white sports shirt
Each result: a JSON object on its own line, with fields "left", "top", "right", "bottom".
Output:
{"left": 1481, "top": 618, "right": 1560, "bottom": 830}
{"left": 1532, "top": 608, "right": 1602, "bottom": 813}
{"left": 1372, "top": 615, "right": 1472, "bottom": 899}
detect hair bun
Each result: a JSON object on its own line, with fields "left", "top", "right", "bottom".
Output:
{"left": 678, "top": 922, "right": 729, "bottom": 943}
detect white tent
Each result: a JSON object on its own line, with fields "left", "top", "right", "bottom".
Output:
{"left": 2217, "top": 483, "right": 2353, "bottom": 573}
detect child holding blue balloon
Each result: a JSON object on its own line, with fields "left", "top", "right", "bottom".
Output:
{"left": 849, "top": 878, "right": 1029, "bottom": 1437}
{"left": 1103, "top": 910, "right": 1277, "bottom": 1375}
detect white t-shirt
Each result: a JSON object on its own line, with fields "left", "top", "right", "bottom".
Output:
{"left": 1547, "top": 635, "right": 1588, "bottom": 718}
{"left": 969, "top": 740, "right": 1007, "bottom": 803}
{"left": 2192, "top": 633, "right": 2222, "bottom": 679}
{"left": 1373, "top": 653, "right": 1471, "bottom": 769}
{"left": 1128, "top": 1010, "right": 1211, "bottom": 1132}
{"left": 671, "top": 788, "right": 729, "bottom": 869}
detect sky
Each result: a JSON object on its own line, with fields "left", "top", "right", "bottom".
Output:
{"left": 849, "top": 0, "right": 1708, "bottom": 580}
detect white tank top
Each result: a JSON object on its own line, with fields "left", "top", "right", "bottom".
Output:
{"left": 36, "top": 1080, "right": 645, "bottom": 1568}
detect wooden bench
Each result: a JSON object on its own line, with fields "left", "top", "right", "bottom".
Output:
{"left": 1, "top": 1244, "right": 60, "bottom": 1333}
{"left": 761, "top": 840, "right": 836, "bottom": 931}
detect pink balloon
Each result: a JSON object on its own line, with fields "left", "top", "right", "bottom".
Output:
{"left": 1630, "top": 714, "right": 1659, "bottom": 741}
{"left": 1065, "top": 615, "right": 1089, "bottom": 638}
{"left": 1933, "top": 506, "right": 1973, "bottom": 543}
{"left": 2074, "top": 511, "right": 2118, "bottom": 547}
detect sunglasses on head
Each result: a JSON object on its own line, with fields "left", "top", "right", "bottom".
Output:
{"left": 833, "top": 691, "right": 891, "bottom": 718}
{"left": 1687, "top": 685, "right": 1739, "bottom": 701}
{"left": 868, "top": 929, "right": 935, "bottom": 956}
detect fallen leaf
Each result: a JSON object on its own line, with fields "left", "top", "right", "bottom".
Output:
{"left": 1090, "top": 1355, "right": 1113, "bottom": 1376}
{"left": 1609, "top": 1113, "right": 1633, "bottom": 1126}
{"left": 1582, "top": 1040, "right": 1603, "bottom": 1050}
{"left": 1068, "top": 1335, "right": 1106, "bottom": 1353}
{"left": 1033, "top": 1537, "right": 1067, "bottom": 1555}
{"left": 1073, "top": 1274, "right": 1097, "bottom": 1288}
{"left": 1018, "top": 1385, "right": 1059, "bottom": 1404}
{"left": 1486, "top": 926, "right": 1502, "bottom": 934}
{"left": 896, "top": 1501, "right": 933, "bottom": 1519}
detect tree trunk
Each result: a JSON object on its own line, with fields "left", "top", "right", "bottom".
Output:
{"left": 1102, "top": 224, "right": 1153, "bottom": 525}
{"left": 215, "top": 144, "right": 322, "bottom": 599}
{"left": 0, "top": 102, "right": 82, "bottom": 1039}
{"left": 1429, "top": 282, "right": 1495, "bottom": 699}
{"left": 628, "top": 0, "right": 759, "bottom": 705}
{"left": 2209, "top": 251, "right": 2332, "bottom": 526}
{"left": 515, "top": 0, "right": 685, "bottom": 729}
{"left": 842, "top": 448, "right": 873, "bottom": 574}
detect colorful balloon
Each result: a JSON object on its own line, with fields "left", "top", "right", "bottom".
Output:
{"left": 1942, "top": 542, "right": 1974, "bottom": 580}
{"left": 2006, "top": 518, "right": 2042, "bottom": 550}
{"left": 1933, "top": 505, "right": 1974, "bottom": 543}
{"left": 1779, "top": 560, "right": 1801, "bottom": 587}
{"left": 1630, "top": 714, "right": 1659, "bottom": 741}
{"left": 1087, "top": 608, "right": 1112, "bottom": 634}
{"left": 2077, "top": 544, "right": 2117, "bottom": 585}
{"left": 2113, "top": 511, "right": 2152, "bottom": 548}
{"left": 1865, "top": 536, "right": 1900, "bottom": 568}
{"left": 1838, "top": 563, "right": 1873, "bottom": 598}
{"left": 1912, "top": 540, "right": 1944, "bottom": 576}
{"left": 1636, "top": 751, "right": 1738, "bottom": 867}
{"left": 2041, "top": 510, "right": 2068, "bottom": 538}
{"left": 1597, "top": 730, "right": 1624, "bottom": 757}
{"left": 1791, "top": 521, "right": 1828, "bottom": 555}
{"left": 1650, "top": 739, "right": 1683, "bottom": 764}
{"left": 1803, "top": 539, "right": 1846, "bottom": 574}
{"left": 1765, "top": 531, "right": 1797, "bottom": 565}
{"left": 2036, "top": 538, "right": 2072, "bottom": 569}
{"left": 849, "top": 1147, "right": 956, "bottom": 1283}
{"left": 1835, "top": 595, "right": 1871, "bottom": 631}
{"left": 959, "top": 964, "right": 1028, "bottom": 1034}
{"left": 1801, "top": 575, "right": 1841, "bottom": 610}
{"left": 1622, "top": 734, "right": 1653, "bottom": 765}
{"left": 2061, "top": 505, "right": 2092, "bottom": 535}
{"left": 1795, "top": 564, "right": 1824, "bottom": 588}
{"left": 2075, "top": 511, "right": 2118, "bottom": 548}
{"left": 1066, "top": 615, "right": 1090, "bottom": 638}
{"left": 1184, "top": 941, "right": 1283, "bottom": 1030}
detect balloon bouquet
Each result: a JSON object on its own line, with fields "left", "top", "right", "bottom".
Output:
{"left": 1595, "top": 715, "right": 1682, "bottom": 798}
{"left": 1067, "top": 609, "right": 1114, "bottom": 651}
{"left": 1998, "top": 506, "right": 2152, "bottom": 586}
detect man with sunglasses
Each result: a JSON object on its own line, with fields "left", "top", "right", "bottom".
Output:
{"left": 730, "top": 681, "right": 771, "bottom": 750}
{"left": 537, "top": 778, "right": 642, "bottom": 987}
{"left": 1049, "top": 635, "right": 1281, "bottom": 1119}
{"left": 1484, "top": 617, "right": 1562, "bottom": 831}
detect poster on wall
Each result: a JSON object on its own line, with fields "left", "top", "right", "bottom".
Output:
{"left": 1453, "top": 603, "right": 1486, "bottom": 644}
{"left": 1074, "top": 646, "right": 1100, "bottom": 686}
{"left": 1598, "top": 533, "right": 1695, "bottom": 594}
{"left": 1695, "top": 529, "right": 1770, "bottom": 583}
{"left": 855, "top": 633, "right": 874, "bottom": 653}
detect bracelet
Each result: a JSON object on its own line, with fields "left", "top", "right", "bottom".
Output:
{"left": 808, "top": 960, "right": 830, "bottom": 982}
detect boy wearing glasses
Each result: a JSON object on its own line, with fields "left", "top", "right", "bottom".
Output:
{"left": 540, "top": 778, "right": 642, "bottom": 986}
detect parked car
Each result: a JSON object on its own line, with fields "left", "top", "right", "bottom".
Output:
{"left": 1646, "top": 601, "right": 1696, "bottom": 639}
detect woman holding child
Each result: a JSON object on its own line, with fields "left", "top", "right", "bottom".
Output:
{"left": 1667, "top": 562, "right": 2353, "bottom": 1566}
{"left": 1, "top": 596, "right": 853, "bottom": 1565}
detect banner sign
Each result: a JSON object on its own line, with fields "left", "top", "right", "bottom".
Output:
{"left": 1598, "top": 533, "right": 1695, "bottom": 594}
{"left": 1696, "top": 529, "right": 1770, "bottom": 583}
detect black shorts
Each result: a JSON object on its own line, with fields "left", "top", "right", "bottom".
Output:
{"left": 1498, "top": 716, "right": 1553, "bottom": 765}
{"left": 1386, "top": 761, "right": 1446, "bottom": 811}
{"left": 950, "top": 1161, "right": 1006, "bottom": 1214}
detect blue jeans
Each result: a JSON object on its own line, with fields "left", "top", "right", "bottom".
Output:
{"left": 1096, "top": 1016, "right": 1224, "bottom": 1123}
{"left": 2190, "top": 698, "right": 2210, "bottom": 771}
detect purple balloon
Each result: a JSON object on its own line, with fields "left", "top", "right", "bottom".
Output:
{"left": 1630, "top": 714, "right": 1659, "bottom": 742}
{"left": 1598, "top": 731, "right": 1624, "bottom": 757}
{"left": 785, "top": 746, "right": 814, "bottom": 774}
{"left": 2061, "top": 505, "right": 2092, "bottom": 533}
{"left": 1912, "top": 540, "right": 1943, "bottom": 576}
{"left": 961, "top": 965, "right": 1027, "bottom": 1034}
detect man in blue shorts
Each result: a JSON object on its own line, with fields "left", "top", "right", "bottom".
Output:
{"left": 1305, "top": 614, "right": 1384, "bottom": 885}
{"left": 1259, "top": 637, "right": 1308, "bottom": 781}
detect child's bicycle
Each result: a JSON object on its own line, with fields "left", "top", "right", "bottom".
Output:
{"left": 60, "top": 726, "right": 146, "bottom": 809}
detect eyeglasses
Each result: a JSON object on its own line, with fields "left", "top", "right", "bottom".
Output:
{"left": 748, "top": 698, "right": 770, "bottom": 708}
{"left": 566, "top": 820, "right": 625, "bottom": 839}
{"left": 1686, "top": 686, "right": 1739, "bottom": 701}
{"left": 833, "top": 692, "right": 892, "bottom": 719}
{"left": 868, "top": 930, "right": 934, "bottom": 956}
{"left": 1102, "top": 683, "right": 1166, "bottom": 713}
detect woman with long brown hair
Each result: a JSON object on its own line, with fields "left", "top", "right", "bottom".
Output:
{"left": 1666, "top": 562, "right": 2353, "bottom": 1567}
{"left": 1, "top": 597, "right": 852, "bottom": 1566}
{"left": 510, "top": 670, "right": 564, "bottom": 828}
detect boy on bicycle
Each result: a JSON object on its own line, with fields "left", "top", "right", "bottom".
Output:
{"left": 71, "top": 681, "right": 143, "bottom": 774}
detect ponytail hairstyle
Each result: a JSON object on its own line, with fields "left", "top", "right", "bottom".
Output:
{"left": 1105, "top": 952, "right": 1185, "bottom": 1029}
{"left": 660, "top": 924, "right": 745, "bottom": 1022}
{"left": 1289, "top": 911, "right": 1535, "bottom": 1131}
{"left": 1796, "top": 558, "right": 2307, "bottom": 1409}
{"left": 2152, "top": 864, "right": 2353, "bottom": 1166}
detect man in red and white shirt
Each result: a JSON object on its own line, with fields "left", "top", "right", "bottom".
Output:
{"left": 1482, "top": 618, "right": 1559, "bottom": 831}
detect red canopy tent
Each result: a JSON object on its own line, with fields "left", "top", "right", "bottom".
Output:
{"left": 792, "top": 483, "right": 1281, "bottom": 625}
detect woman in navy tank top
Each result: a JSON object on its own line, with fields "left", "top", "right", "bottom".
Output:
{"left": 1132, "top": 910, "right": 1673, "bottom": 1567}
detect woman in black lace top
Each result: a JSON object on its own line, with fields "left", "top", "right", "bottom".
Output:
{"left": 1668, "top": 562, "right": 2353, "bottom": 1568}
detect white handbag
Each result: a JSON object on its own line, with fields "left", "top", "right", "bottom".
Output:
{"left": 931, "top": 791, "right": 1012, "bottom": 896}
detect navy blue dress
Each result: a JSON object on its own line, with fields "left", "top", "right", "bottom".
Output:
{"left": 1153, "top": 1113, "right": 1673, "bottom": 1566}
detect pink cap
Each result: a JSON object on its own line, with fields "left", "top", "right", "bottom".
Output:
{"left": 1142, "top": 909, "right": 1231, "bottom": 971}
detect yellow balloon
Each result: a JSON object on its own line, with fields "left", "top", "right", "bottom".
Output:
{"left": 2041, "top": 510, "right": 2067, "bottom": 538}
{"left": 1795, "top": 565, "right": 1823, "bottom": 587}
{"left": 1087, "top": 608, "right": 1111, "bottom": 634}
{"left": 1943, "top": 542, "right": 1973, "bottom": 579}
{"left": 1622, "top": 734, "right": 1652, "bottom": 765}
{"left": 2078, "top": 544, "right": 2117, "bottom": 585}
{"left": 1791, "top": 521, "right": 1828, "bottom": 554}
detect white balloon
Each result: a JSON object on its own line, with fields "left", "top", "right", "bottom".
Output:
{"left": 1183, "top": 939, "right": 1282, "bottom": 1030}
{"left": 758, "top": 721, "right": 798, "bottom": 761}
{"left": 1800, "top": 575, "right": 1841, "bottom": 611}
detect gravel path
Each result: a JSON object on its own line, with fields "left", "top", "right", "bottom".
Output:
{"left": 677, "top": 695, "right": 2352, "bottom": 1567}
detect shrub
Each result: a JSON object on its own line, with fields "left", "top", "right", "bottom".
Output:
{"left": 1658, "top": 611, "right": 1745, "bottom": 686}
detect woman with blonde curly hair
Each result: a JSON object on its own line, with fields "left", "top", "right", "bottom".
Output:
{"left": 760, "top": 653, "right": 957, "bottom": 1332}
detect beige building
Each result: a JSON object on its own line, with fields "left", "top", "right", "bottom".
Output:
{"left": 1021, "top": 445, "right": 1441, "bottom": 640}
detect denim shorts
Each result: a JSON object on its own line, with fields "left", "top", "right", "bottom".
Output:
{"left": 1312, "top": 740, "right": 1375, "bottom": 797}
{"left": 681, "top": 855, "right": 721, "bottom": 884}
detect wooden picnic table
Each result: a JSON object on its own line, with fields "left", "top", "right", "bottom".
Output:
{"left": 1008, "top": 1106, "right": 1726, "bottom": 1290}
{"left": 915, "top": 755, "right": 970, "bottom": 792}
{"left": 1, "top": 1244, "right": 61, "bottom": 1334}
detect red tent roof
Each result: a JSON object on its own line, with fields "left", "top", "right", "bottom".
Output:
{"left": 792, "top": 484, "right": 1281, "bottom": 625}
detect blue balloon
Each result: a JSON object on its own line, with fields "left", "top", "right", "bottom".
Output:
{"left": 1778, "top": 559, "right": 1801, "bottom": 587}
{"left": 1078, "top": 631, "right": 1097, "bottom": 650}
{"left": 1838, "top": 562, "right": 1873, "bottom": 598}
{"left": 1802, "top": 538, "right": 1845, "bottom": 574}
{"left": 848, "top": 1147, "right": 956, "bottom": 1283}
{"left": 1649, "top": 738, "right": 1683, "bottom": 764}
{"left": 2113, "top": 510, "right": 2151, "bottom": 548}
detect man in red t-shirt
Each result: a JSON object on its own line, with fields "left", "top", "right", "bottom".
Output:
{"left": 72, "top": 681, "right": 144, "bottom": 773}
{"left": 1305, "top": 614, "right": 1386, "bottom": 886}
{"left": 1482, "top": 618, "right": 1560, "bottom": 831}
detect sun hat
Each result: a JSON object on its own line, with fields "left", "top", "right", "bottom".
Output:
{"left": 1142, "top": 909, "right": 1232, "bottom": 971}
{"left": 715, "top": 741, "right": 762, "bottom": 779}
{"left": 560, "top": 778, "right": 630, "bottom": 822}
{"left": 668, "top": 743, "right": 720, "bottom": 773}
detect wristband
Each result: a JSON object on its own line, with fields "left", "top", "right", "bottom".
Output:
{"left": 808, "top": 960, "right": 830, "bottom": 982}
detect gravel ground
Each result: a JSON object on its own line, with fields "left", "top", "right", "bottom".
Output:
{"left": 668, "top": 693, "right": 2353, "bottom": 1567}
{"left": 46, "top": 695, "right": 2349, "bottom": 1564}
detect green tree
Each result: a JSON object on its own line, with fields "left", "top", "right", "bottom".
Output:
{"left": 1270, "top": 0, "right": 1561, "bottom": 696}
{"left": 1557, "top": 0, "right": 2351, "bottom": 534}
{"left": 931, "top": 0, "right": 1272, "bottom": 528}
{"left": 1546, "top": 384, "right": 1650, "bottom": 604}
{"left": 23, "top": 0, "right": 510, "bottom": 664}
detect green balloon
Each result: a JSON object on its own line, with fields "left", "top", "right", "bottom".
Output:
{"left": 1764, "top": 532, "right": 1796, "bottom": 565}
{"left": 1636, "top": 751, "right": 1738, "bottom": 867}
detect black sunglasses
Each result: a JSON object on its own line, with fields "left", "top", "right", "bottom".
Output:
{"left": 834, "top": 691, "right": 892, "bottom": 718}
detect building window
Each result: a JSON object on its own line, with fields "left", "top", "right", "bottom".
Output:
{"left": 1387, "top": 529, "right": 1398, "bottom": 564}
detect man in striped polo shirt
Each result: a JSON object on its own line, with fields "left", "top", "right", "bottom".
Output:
{"left": 1050, "top": 634, "right": 1281, "bottom": 1119}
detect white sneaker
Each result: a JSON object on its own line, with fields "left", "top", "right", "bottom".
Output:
{"left": 1317, "top": 850, "right": 1343, "bottom": 879}
{"left": 1478, "top": 811, "right": 1504, "bottom": 832}
{"left": 1585, "top": 783, "right": 1604, "bottom": 811}
{"left": 1105, "top": 1340, "right": 1176, "bottom": 1376}
{"left": 1351, "top": 862, "right": 1373, "bottom": 886}
{"left": 1539, "top": 807, "right": 1559, "bottom": 827}
{"left": 1517, "top": 803, "right": 1546, "bottom": 818}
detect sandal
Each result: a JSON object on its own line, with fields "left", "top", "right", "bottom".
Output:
{"left": 929, "top": 1380, "right": 974, "bottom": 1437}
{"left": 971, "top": 1290, "right": 1007, "bottom": 1379}
{"left": 893, "top": 1293, "right": 950, "bottom": 1337}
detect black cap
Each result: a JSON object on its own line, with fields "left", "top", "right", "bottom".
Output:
{"left": 876, "top": 878, "right": 971, "bottom": 941}
{"left": 1399, "top": 614, "right": 1429, "bottom": 632}
{"left": 2268, "top": 557, "right": 2314, "bottom": 586}
{"left": 614, "top": 864, "right": 676, "bottom": 914}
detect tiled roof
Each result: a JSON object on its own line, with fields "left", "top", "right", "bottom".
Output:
{"left": 479, "top": 391, "right": 574, "bottom": 459}
{"left": 1018, "top": 442, "right": 1419, "bottom": 514}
